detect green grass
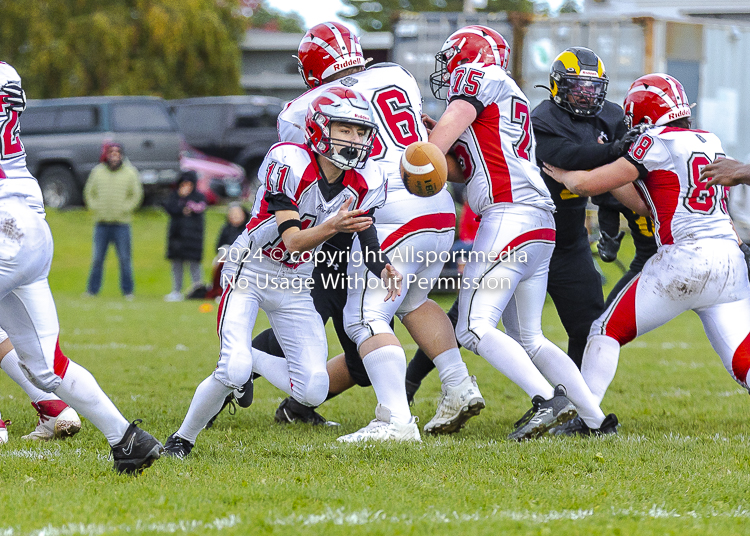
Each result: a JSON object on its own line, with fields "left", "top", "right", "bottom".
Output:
{"left": 1, "top": 208, "right": 749, "bottom": 535}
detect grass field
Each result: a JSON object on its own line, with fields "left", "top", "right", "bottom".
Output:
{"left": 1, "top": 207, "right": 750, "bottom": 536}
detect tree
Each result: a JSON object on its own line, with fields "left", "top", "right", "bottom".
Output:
{"left": 339, "top": 0, "right": 535, "bottom": 33}
{"left": 558, "top": 0, "right": 579, "bottom": 14}
{"left": 245, "top": 3, "right": 304, "bottom": 32}
{"left": 0, "top": 0, "right": 245, "bottom": 99}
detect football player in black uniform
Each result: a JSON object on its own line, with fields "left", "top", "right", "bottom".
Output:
{"left": 532, "top": 47, "right": 656, "bottom": 366}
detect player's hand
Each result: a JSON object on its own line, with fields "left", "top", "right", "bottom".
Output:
{"left": 542, "top": 162, "right": 567, "bottom": 183}
{"left": 597, "top": 230, "right": 625, "bottom": 263}
{"left": 421, "top": 113, "right": 437, "bottom": 134}
{"left": 2, "top": 83, "right": 26, "bottom": 114}
{"left": 381, "top": 263, "right": 403, "bottom": 301}
{"left": 609, "top": 126, "right": 643, "bottom": 158}
{"left": 701, "top": 158, "right": 747, "bottom": 187}
{"left": 330, "top": 196, "right": 372, "bottom": 233}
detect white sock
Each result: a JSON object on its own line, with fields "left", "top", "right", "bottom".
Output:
{"left": 530, "top": 339, "right": 606, "bottom": 428}
{"left": 362, "top": 345, "right": 411, "bottom": 424}
{"left": 581, "top": 335, "right": 621, "bottom": 405}
{"left": 53, "top": 360, "right": 129, "bottom": 445}
{"left": 176, "top": 375, "right": 233, "bottom": 444}
{"left": 252, "top": 348, "right": 293, "bottom": 397}
{"left": 475, "top": 329, "right": 554, "bottom": 399}
{"left": 1, "top": 348, "right": 58, "bottom": 404}
{"left": 432, "top": 348, "right": 469, "bottom": 388}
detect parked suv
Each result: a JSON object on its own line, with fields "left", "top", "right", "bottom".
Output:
{"left": 20, "top": 96, "right": 182, "bottom": 208}
{"left": 169, "top": 95, "right": 283, "bottom": 183}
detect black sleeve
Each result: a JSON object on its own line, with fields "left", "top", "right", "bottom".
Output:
{"left": 264, "top": 191, "right": 297, "bottom": 213}
{"left": 449, "top": 94, "right": 485, "bottom": 117}
{"left": 162, "top": 193, "right": 183, "bottom": 216}
{"left": 534, "top": 131, "right": 621, "bottom": 170}
{"left": 357, "top": 223, "right": 391, "bottom": 275}
{"left": 623, "top": 154, "right": 649, "bottom": 181}
{"left": 597, "top": 204, "right": 622, "bottom": 238}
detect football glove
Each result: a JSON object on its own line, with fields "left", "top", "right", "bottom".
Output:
{"left": 609, "top": 126, "right": 645, "bottom": 158}
{"left": 597, "top": 230, "right": 625, "bottom": 263}
{"left": 2, "top": 83, "right": 26, "bottom": 114}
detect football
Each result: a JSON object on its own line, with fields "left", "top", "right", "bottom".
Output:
{"left": 400, "top": 141, "right": 447, "bottom": 197}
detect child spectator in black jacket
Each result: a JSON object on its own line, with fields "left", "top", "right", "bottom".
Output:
{"left": 163, "top": 171, "right": 207, "bottom": 301}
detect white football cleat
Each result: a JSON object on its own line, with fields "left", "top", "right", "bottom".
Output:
{"left": 22, "top": 401, "right": 82, "bottom": 441}
{"left": 424, "top": 375, "right": 485, "bottom": 435}
{"left": 0, "top": 417, "right": 8, "bottom": 444}
{"left": 337, "top": 404, "right": 421, "bottom": 443}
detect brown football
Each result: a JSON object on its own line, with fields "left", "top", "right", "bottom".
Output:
{"left": 399, "top": 141, "right": 447, "bottom": 197}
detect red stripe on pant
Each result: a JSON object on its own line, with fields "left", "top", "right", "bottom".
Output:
{"left": 732, "top": 332, "right": 750, "bottom": 385}
{"left": 602, "top": 275, "right": 640, "bottom": 346}
{"left": 380, "top": 212, "right": 456, "bottom": 251}
{"left": 53, "top": 338, "right": 70, "bottom": 379}
{"left": 216, "top": 278, "right": 233, "bottom": 335}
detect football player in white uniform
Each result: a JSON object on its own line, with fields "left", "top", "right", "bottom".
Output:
{"left": 427, "top": 26, "right": 614, "bottom": 439}
{"left": 544, "top": 73, "right": 750, "bottom": 434}
{"left": 0, "top": 328, "right": 81, "bottom": 441}
{"left": 0, "top": 62, "right": 161, "bottom": 471}
{"left": 163, "top": 86, "right": 402, "bottom": 457}
{"left": 271, "top": 22, "right": 485, "bottom": 442}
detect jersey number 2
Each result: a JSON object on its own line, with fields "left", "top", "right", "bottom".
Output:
{"left": 0, "top": 96, "right": 23, "bottom": 160}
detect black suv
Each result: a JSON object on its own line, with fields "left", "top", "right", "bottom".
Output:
{"left": 169, "top": 95, "right": 283, "bottom": 182}
{"left": 21, "top": 96, "right": 183, "bottom": 208}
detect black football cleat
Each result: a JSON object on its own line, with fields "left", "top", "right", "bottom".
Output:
{"left": 234, "top": 373, "right": 257, "bottom": 408}
{"left": 204, "top": 394, "right": 236, "bottom": 430}
{"left": 507, "top": 385, "right": 577, "bottom": 441}
{"left": 111, "top": 419, "right": 163, "bottom": 474}
{"left": 163, "top": 433, "right": 194, "bottom": 459}
{"left": 274, "top": 397, "right": 339, "bottom": 426}
{"left": 550, "top": 413, "right": 619, "bottom": 436}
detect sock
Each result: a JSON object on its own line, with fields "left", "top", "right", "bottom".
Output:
{"left": 53, "top": 360, "right": 129, "bottom": 445}
{"left": 432, "top": 348, "right": 469, "bottom": 388}
{"left": 581, "top": 335, "right": 621, "bottom": 405}
{"left": 405, "top": 348, "right": 435, "bottom": 385}
{"left": 530, "top": 339, "right": 606, "bottom": 428}
{"left": 475, "top": 329, "right": 555, "bottom": 400}
{"left": 1, "top": 349, "right": 58, "bottom": 404}
{"left": 252, "top": 348, "right": 293, "bottom": 397}
{"left": 176, "top": 375, "right": 233, "bottom": 444}
{"left": 362, "top": 345, "right": 411, "bottom": 424}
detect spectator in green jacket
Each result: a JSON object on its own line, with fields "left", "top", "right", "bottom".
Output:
{"left": 84, "top": 142, "right": 143, "bottom": 299}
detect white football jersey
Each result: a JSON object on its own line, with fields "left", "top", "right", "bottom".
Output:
{"left": 233, "top": 142, "right": 386, "bottom": 275}
{"left": 0, "top": 62, "right": 44, "bottom": 207}
{"left": 446, "top": 63, "right": 554, "bottom": 215}
{"left": 626, "top": 126, "right": 736, "bottom": 247}
{"left": 278, "top": 63, "right": 428, "bottom": 193}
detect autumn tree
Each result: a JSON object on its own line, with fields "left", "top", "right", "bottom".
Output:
{"left": 340, "top": 0, "right": 535, "bottom": 32}
{"left": 0, "top": 0, "right": 245, "bottom": 99}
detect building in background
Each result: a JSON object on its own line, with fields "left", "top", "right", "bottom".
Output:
{"left": 582, "top": 0, "right": 750, "bottom": 20}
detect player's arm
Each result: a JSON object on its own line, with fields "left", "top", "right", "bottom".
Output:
{"left": 609, "top": 183, "right": 649, "bottom": 217}
{"left": 428, "top": 99, "right": 478, "bottom": 155}
{"left": 542, "top": 157, "right": 640, "bottom": 197}
{"left": 276, "top": 197, "right": 372, "bottom": 254}
{"left": 357, "top": 223, "right": 403, "bottom": 301}
{"left": 445, "top": 152, "right": 465, "bottom": 183}
{"left": 535, "top": 131, "right": 635, "bottom": 170}
{"left": 700, "top": 158, "right": 750, "bottom": 187}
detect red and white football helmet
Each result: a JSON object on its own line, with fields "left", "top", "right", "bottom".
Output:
{"left": 430, "top": 25, "right": 510, "bottom": 99}
{"left": 297, "top": 22, "right": 365, "bottom": 89}
{"left": 305, "top": 86, "right": 378, "bottom": 170}
{"left": 623, "top": 73, "right": 691, "bottom": 128}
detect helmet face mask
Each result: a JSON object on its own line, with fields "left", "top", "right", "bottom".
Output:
{"left": 550, "top": 47, "right": 608, "bottom": 117}
{"left": 430, "top": 25, "right": 510, "bottom": 100}
{"left": 305, "top": 87, "right": 378, "bottom": 170}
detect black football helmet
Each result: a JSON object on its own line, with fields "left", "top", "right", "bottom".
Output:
{"left": 549, "top": 47, "right": 608, "bottom": 117}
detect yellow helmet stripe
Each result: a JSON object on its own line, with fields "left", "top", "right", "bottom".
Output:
{"left": 556, "top": 51, "right": 581, "bottom": 74}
